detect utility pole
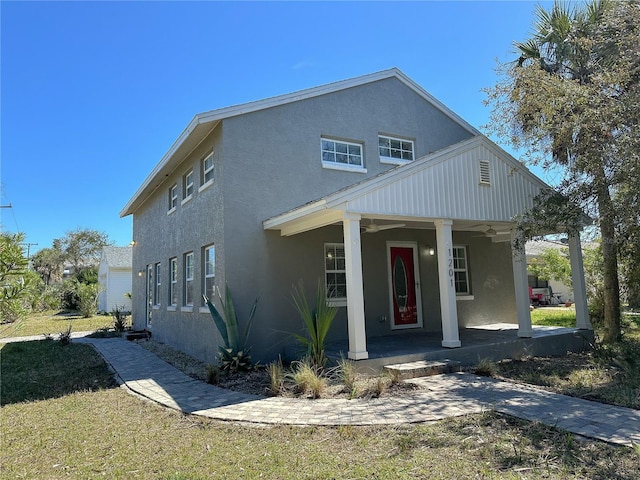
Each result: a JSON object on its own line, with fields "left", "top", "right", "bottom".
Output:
{"left": 21, "top": 242, "right": 38, "bottom": 260}
{"left": 0, "top": 204, "right": 12, "bottom": 208}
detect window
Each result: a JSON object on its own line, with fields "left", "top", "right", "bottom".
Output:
{"left": 183, "top": 169, "right": 194, "bottom": 201}
{"left": 184, "top": 252, "right": 194, "bottom": 306}
{"left": 321, "top": 138, "right": 364, "bottom": 171}
{"left": 201, "top": 152, "right": 214, "bottom": 187}
{"left": 378, "top": 135, "right": 414, "bottom": 164}
{"left": 202, "top": 244, "right": 215, "bottom": 305}
{"left": 325, "top": 243, "right": 347, "bottom": 304}
{"left": 169, "top": 257, "right": 178, "bottom": 307}
{"left": 479, "top": 160, "right": 491, "bottom": 185}
{"left": 153, "top": 263, "right": 161, "bottom": 306}
{"left": 452, "top": 246, "right": 470, "bottom": 295}
{"left": 168, "top": 184, "right": 177, "bottom": 212}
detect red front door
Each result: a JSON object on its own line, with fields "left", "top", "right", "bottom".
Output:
{"left": 388, "top": 244, "right": 421, "bottom": 328}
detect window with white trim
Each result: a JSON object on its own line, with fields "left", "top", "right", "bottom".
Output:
{"left": 201, "top": 152, "right": 214, "bottom": 186}
{"left": 169, "top": 257, "right": 177, "bottom": 307}
{"left": 168, "top": 184, "right": 177, "bottom": 212}
{"left": 153, "top": 263, "right": 161, "bottom": 306}
{"left": 324, "top": 243, "right": 347, "bottom": 304}
{"left": 183, "top": 169, "right": 194, "bottom": 201}
{"left": 378, "top": 135, "right": 414, "bottom": 164}
{"left": 184, "top": 252, "right": 194, "bottom": 306}
{"left": 453, "top": 246, "right": 470, "bottom": 295}
{"left": 321, "top": 138, "right": 363, "bottom": 170}
{"left": 202, "top": 244, "right": 215, "bottom": 305}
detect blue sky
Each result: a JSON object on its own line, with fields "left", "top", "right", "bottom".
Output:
{"left": 1, "top": 0, "right": 552, "bottom": 256}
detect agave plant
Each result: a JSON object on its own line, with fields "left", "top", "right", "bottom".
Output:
{"left": 291, "top": 280, "right": 338, "bottom": 371}
{"left": 203, "top": 283, "right": 260, "bottom": 373}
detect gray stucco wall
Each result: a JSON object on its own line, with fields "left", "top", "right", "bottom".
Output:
{"left": 130, "top": 75, "right": 516, "bottom": 365}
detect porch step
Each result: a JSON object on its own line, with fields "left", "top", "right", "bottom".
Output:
{"left": 384, "top": 359, "right": 461, "bottom": 380}
{"left": 125, "top": 330, "right": 151, "bottom": 341}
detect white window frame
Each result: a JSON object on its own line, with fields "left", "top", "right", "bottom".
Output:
{"left": 378, "top": 135, "right": 414, "bottom": 165}
{"left": 200, "top": 152, "right": 214, "bottom": 191}
{"left": 201, "top": 244, "right": 215, "bottom": 309}
{"left": 182, "top": 169, "right": 194, "bottom": 204}
{"left": 324, "top": 243, "right": 347, "bottom": 307}
{"left": 168, "top": 184, "right": 177, "bottom": 214}
{"left": 153, "top": 263, "right": 161, "bottom": 307}
{"left": 321, "top": 138, "right": 366, "bottom": 173}
{"left": 168, "top": 257, "right": 177, "bottom": 309}
{"left": 452, "top": 246, "right": 471, "bottom": 296}
{"left": 183, "top": 252, "right": 194, "bottom": 308}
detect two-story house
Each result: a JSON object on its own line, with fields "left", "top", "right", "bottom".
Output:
{"left": 121, "top": 68, "right": 591, "bottom": 365}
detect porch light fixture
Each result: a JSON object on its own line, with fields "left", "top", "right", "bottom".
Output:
{"left": 425, "top": 245, "right": 435, "bottom": 256}
{"left": 138, "top": 270, "right": 144, "bottom": 277}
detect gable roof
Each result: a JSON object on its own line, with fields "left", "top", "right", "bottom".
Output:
{"left": 101, "top": 246, "right": 132, "bottom": 269}
{"left": 264, "top": 136, "right": 550, "bottom": 236}
{"left": 121, "top": 68, "right": 480, "bottom": 217}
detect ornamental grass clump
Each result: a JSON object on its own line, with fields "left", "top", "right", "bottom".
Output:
{"left": 289, "top": 359, "right": 327, "bottom": 398}
{"left": 267, "top": 358, "right": 284, "bottom": 396}
{"left": 203, "top": 284, "right": 260, "bottom": 373}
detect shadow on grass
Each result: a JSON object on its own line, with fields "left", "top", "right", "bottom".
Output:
{"left": 0, "top": 339, "right": 117, "bottom": 406}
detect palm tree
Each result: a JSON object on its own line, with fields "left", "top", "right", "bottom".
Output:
{"left": 513, "top": 0, "right": 622, "bottom": 342}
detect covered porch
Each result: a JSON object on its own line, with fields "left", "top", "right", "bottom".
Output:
{"left": 264, "top": 137, "right": 592, "bottom": 362}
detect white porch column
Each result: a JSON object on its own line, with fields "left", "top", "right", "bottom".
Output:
{"left": 511, "top": 230, "right": 533, "bottom": 337}
{"left": 435, "top": 219, "right": 461, "bottom": 348}
{"left": 343, "top": 213, "right": 368, "bottom": 360}
{"left": 568, "top": 232, "right": 592, "bottom": 330}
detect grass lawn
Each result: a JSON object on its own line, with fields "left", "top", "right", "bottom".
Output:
{"left": 530, "top": 306, "right": 578, "bottom": 328}
{"left": 2, "top": 338, "right": 640, "bottom": 478}
{"left": 496, "top": 312, "right": 640, "bottom": 409}
{"left": 0, "top": 310, "right": 114, "bottom": 339}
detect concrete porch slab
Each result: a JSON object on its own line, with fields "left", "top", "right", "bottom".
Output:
{"left": 326, "top": 324, "right": 594, "bottom": 372}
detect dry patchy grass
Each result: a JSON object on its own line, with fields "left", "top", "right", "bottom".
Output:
{"left": 0, "top": 310, "right": 113, "bottom": 339}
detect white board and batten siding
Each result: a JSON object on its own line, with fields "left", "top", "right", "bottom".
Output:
{"left": 341, "top": 137, "right": 547, "bottom": 223}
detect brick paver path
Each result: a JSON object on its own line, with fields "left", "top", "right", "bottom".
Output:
{"left": 8, "top": 335, "right": 638, "bottom": 447}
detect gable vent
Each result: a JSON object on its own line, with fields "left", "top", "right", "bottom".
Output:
{"left": 479, "top": 160, "right": 491, "bottom": 185}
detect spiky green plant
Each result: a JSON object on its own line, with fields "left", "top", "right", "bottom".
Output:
{"left": 203, "top": 284, "right": 259, "bottom": 373}
{"left": 291, "top": 280, "right": 338, "bottom": 371}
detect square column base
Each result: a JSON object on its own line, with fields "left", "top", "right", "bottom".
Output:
{"left": 348, "top": 350, "right": 369, "bottom": 360}
{"left": 441, "top": 340, "right": 461, "bottom": 348}
{"left": 518, "top": 329, "right": 533, "bottom": 338}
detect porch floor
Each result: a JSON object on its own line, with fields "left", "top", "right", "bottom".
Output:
{"left": 326, "top": 323, "right": 593, "bottom": 371}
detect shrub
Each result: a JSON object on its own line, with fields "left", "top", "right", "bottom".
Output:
{"left": 474, "top": 358, "right": 498, "bottom": 377}
{"left": 203, "top": 283, "right": 260, "bottom": 373}
{"left": 291, "top": 280, "right": 338, "bottom": 371}
{"left": 111, "top": 305, "right": 129, "bottom": 332}
{"left": 58, "top": 324, "right": 72, "bottom": 345}
{"left": 337, "top": 357, "right": 358, "bottom": 394}
{"left": 77, "top": 283, "right": 100, "bottom": 318}
{"left": 206, "top": 365, "right": 220, "bottom": 385}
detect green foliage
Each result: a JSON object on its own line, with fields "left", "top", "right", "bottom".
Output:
{"left": 58, "top": 324, "right": 72, "bottom": 345}
{"left": 528, "top": 247, "right": 572, "bottom": 288}
{"left": 75, "top": 266, "right": 99, "bottom": 285}
{"left": 56, "top": 228, "right": 110, "bottom": 273}
{"left": 31, "top": 246, "right": 65, "bottom": 286}
{"left": 1, "top": 232, "right": 31, "bottom": 323}
{"left": 290, "top": 280, "right": 338, "bottom": 371}
{"left": 337, "top": 357, "right": 358, "bottom": 394}
{"left": 77, "top": 283, "right": 100, "bottom": 318}
{"left": 203, "top": 283, "right": 259, "bottom": 373}
{"left": 474, "top": 358, "right": 498, "bottom": 377}
{"left": 111, "top": 305, "right": 129, "bottom": 333}
{"left": 206, "top": 365, "right": 220, "bottom": 385}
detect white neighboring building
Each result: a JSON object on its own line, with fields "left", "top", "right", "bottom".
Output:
{"left": 98, "top": 246, "right": 132, "bottom": 312}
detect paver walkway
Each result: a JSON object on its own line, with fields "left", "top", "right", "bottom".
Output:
{"left": 6, "top": 334, "right": 638, "bottom": 447}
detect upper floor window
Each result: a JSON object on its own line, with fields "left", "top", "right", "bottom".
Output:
{"left": 321, "top": 138, "right": 364, "bottom": 172}
{"left": 379, "top": 135, "right": 414, "bottom": 165}
{"left": 325, "top": 243, "right": 347, "bottom": 306}
{"left": 201, "top": 153, "right": 214, "bottom": 187}
{"left": 153, "top": 263, "right": 161, "bottom": 306}
{"left": 184, "top": 252, "right": 194, "bottom": 306}
{"left": 183, "top": 169, "right": 194, "bottom": 202}
{"left": 202, "top": 244, "right": 215, "bottom": 305}
{"left": 169, "top": 257, "right": 178, "bottom": 307}
{"left": 168, "top": 184, "right": 178, "bottom": 212}
{"left": 453, "top": 246, "right": 470, "bottom": 295}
